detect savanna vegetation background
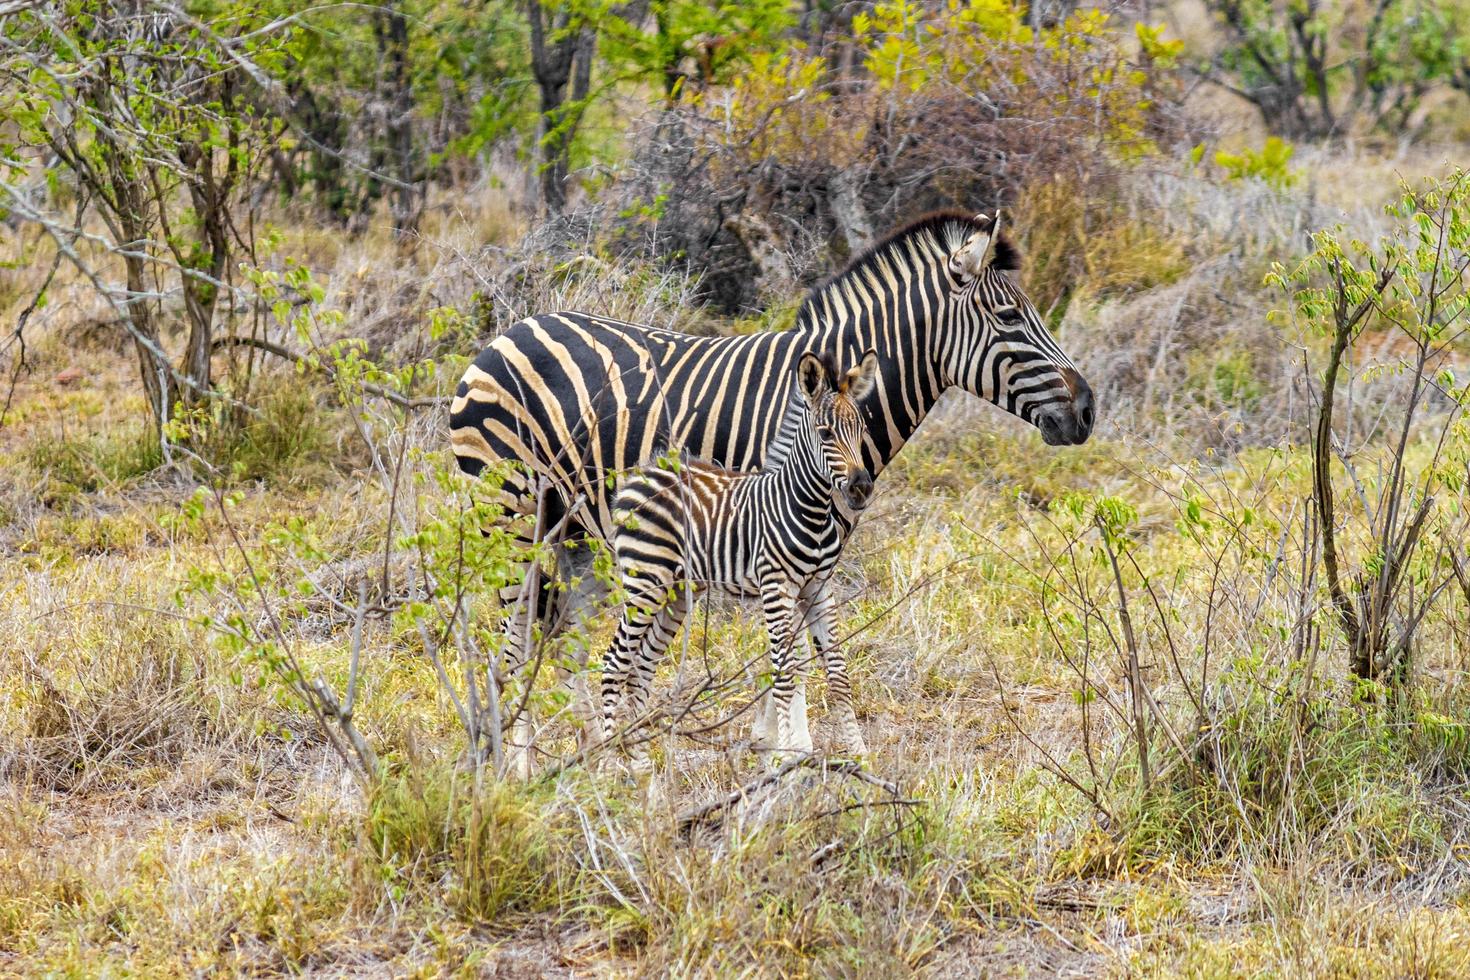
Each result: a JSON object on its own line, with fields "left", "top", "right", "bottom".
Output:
{"left": 3, "top": 0, "right": 1470, "bottom": 975}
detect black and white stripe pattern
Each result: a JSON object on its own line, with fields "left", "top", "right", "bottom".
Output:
{"left": 600, "top": 352, "right": 878, "bottom": 767}
{"left": 449, "top": 210, "right": 1093, "bottom": 772}
{"left": 451, "top": 211, "right": 1091, "bottom": 542}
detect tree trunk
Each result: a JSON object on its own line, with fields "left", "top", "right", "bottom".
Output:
{"left": 175, "top": 138, "right": 231, "bottom": 408}
{"left": 528, "top": 2, "right": 596, "bottom": 214}
{"left": 293, "top": 82, "right": 351, "bottom": 221}
{"left": 100, "top": 121, "right": 179, "bottom": 429}
{"left": 123, "top": 251, "right": 177, "bottom": 427}
{"left": 724, "top": 211, "right": 794, "bottom": 298}
{"left": 377, "top": 1, "right": 420, "bottom": 236}
{"left": 829, "top": 167, "right": 874, "bottom": 259}
{"left": 1028, "top": 0, "right": 1078, "bottom": 29}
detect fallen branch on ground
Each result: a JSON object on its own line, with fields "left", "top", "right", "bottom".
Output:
{"left": 676, "top": 755, "right": 904, "bottom": 834}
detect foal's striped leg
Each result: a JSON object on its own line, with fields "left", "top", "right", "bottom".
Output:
{"left": 621, "top": 591, "right": 690, "bottom": 774}
{"left": 761, "top": 577, "right": 814, "bottom": 757}
{"left": 806, "top": 581, "right": 867, "bottom": 757}
{"left": 751, "top": 668, "right": 807, "bottom": 751}
{"left": 600, "top": 585, "right": 663, "bottom": 750}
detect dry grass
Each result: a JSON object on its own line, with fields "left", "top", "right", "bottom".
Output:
{"left": 3, "top": 145, "right": 1470, "bottom": 976}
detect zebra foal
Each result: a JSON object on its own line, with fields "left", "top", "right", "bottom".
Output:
{"left": 601, "top": 350, "right": 880, "bottom": 770}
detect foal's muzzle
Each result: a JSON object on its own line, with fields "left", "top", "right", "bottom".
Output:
{"left": 842, "top": 469, "right": 874, "bottom": 510}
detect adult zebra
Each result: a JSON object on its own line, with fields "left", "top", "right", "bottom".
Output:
{"left": 450, "top": 210, "right": 1093, "bottom": 770}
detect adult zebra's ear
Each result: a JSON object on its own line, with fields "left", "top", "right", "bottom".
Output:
{"left": 948, "top": 212, "right": 999, "bottom": 281}
{"left": 797, "top": 351, "right": 828, "bottom": 406}
{"left": 842, "top": 349, "right": 880, "bottom": 402}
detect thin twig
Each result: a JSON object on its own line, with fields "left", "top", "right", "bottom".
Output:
{"left": 211, "top": 334, "right": 449, "bottom": 410}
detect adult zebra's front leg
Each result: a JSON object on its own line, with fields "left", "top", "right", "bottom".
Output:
{"left": 804, "top": 579, "right": 868, "bottom": 758}
{"left": 760, "top": 575, "right": 814, "bottom": 758}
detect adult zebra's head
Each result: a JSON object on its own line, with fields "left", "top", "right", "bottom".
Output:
{"left": 941, "top": 212, "right": 1094, "bottom": 446}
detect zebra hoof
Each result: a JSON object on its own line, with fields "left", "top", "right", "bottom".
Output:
{"left": 787, "top": 732, "right": 815, "bottom": 755}
{"left": 749, "top": 697, "right": 777, "bottom": 750}
{"left": 766, "top": 742, "right": 814, "bottom": 764}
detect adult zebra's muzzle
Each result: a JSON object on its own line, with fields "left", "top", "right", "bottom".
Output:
{"left": 1035, "top": 370, "right": 1095, "bottom": 446}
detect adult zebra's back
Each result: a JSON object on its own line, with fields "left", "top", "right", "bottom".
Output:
{"left": 450, "top": 210, "right": 1093, "bottom": 547}
{"left": 449, "top": 210, "right": 1093, "bottom": 772}
{"left": 451, "top": 315, "right": 815, "bottom": 543}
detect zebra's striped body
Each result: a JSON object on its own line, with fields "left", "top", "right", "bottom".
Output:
{"left": 451, "top": 211, "right": 1092, "bottom": 544}
{"left": 601, "top": 352, "right": 878, "bottom": 766}
{"left": 450, "top": 210, "right": 1094, "bottom": 774}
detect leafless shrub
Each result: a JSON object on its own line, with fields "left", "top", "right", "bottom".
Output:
{"left": 463, "top": 216, "right": 712, "bottom": 338}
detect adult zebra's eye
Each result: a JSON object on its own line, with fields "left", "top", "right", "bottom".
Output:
{"left": 993, "top": 306, "right": 1025, "bottom": 326}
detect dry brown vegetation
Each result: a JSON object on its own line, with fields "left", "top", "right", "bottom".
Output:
{"left": 3, "top": 138, "right": 1470, "bottom": 976}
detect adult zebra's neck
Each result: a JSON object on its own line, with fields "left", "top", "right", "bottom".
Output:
{"left": 791, "top": 217, "right": 963, "bottom": 476}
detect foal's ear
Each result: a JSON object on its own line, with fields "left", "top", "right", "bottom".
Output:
{"left": 797, "top": 351, "right": 828, "bottom": 405}
{"left": 843, "top": 350, "right": 879, "bottom": 402}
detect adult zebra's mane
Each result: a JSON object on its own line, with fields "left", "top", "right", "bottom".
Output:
{"left": 761, "top": 211, "right": 1021, "bottom": 470}
{"left": 794, "top": 209, "right": 1021, "bottom": 329}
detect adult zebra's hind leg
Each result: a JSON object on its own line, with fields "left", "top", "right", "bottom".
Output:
{"left": 554, "top": 542, "right": 610, "bottom": 750}
{"left": 497, "top": 565, "right": 550, "bottom": 780}
{"left": 460, "top": 462, "right": 549, "bottom": 780}
{"left": 493, "top": 482, "right": 589, "bottom": 779}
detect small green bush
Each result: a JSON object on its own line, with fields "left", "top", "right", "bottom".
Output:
{"left": 26, "top": 424, "right": 163, "bottom": 498}
{"left": 1123, "top": 678, "right": 1457, "bottom": 874}
{"left": 363, "top": 765, "right": 572, "bottom": 924}
{"left": 1214, "top": 137, "right": 1298, "bottom": 190}
{"left": 192, "top": 375, "right": 341, "bottom": 487}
